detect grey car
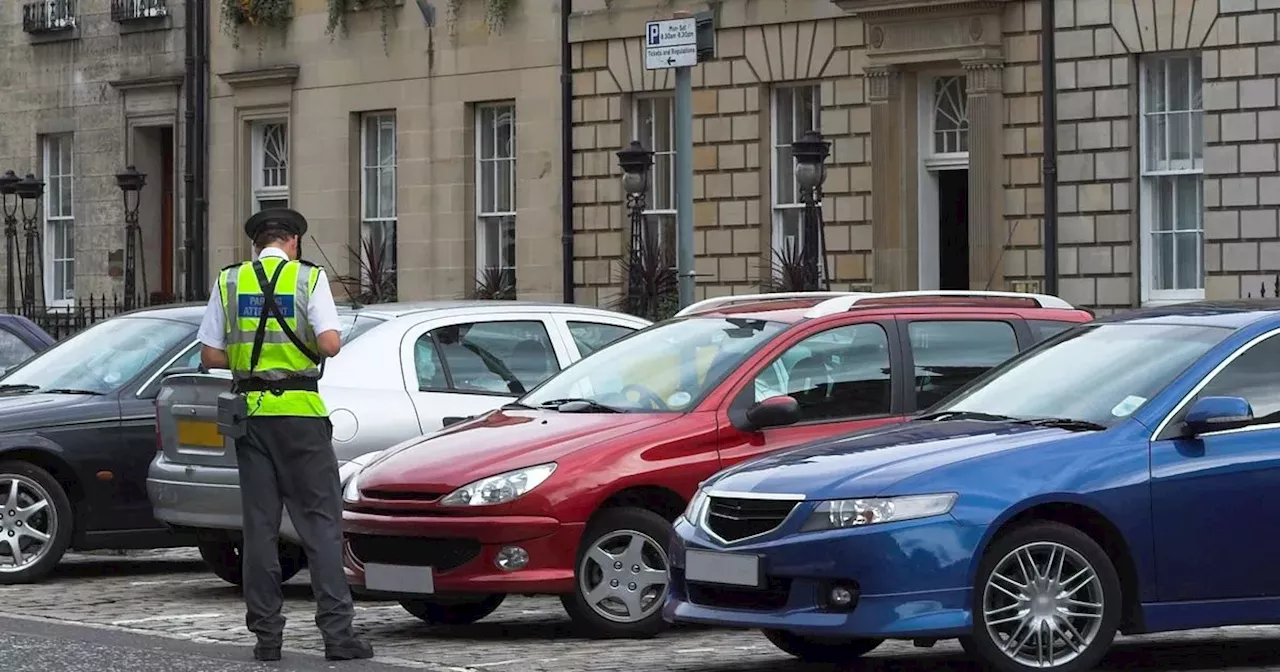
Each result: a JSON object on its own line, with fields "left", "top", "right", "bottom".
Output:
{"left": 147, "top": 301, "right": 648, "bottom": 585}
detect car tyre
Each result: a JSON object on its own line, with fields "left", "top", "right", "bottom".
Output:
{"left": 967, "top": 520, "right": 1121, "bottom": 672}
{"left": 561, "top": 507, "right": 673, "bottom": 639}
{"left": 198, "top": 539, "right": 307, "bottom": 586}
{"left": 399, "top": 594, "right": 506, "bottom": 625}
{"left": 0, "top": 460, "right": 74, "bottom": 584}
{"left": 762, "top": 629, "right": 883, "bottom": 662}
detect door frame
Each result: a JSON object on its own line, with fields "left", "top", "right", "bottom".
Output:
{"left": 916, "top": 72, "right": 970, "bottom": 291}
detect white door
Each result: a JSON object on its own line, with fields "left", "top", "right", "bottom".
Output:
{"left": 399, "top": 313, "right": 570, "bottom": 434}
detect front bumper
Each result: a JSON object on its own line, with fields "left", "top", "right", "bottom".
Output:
{"left": 342, "top": 508, "right": 584, "bottom": 596}
{"left": 663, "top": 515, "right": 983, "bottom": 639}
{"left": 147, "top": 452, "right": 351, "bottom": 546}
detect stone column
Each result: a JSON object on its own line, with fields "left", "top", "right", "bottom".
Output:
{"left": 963, "top": 59, "right": 1006, "bottom": 290}
{"left": 866, "top": 65, "right": 913, "bottom": 291}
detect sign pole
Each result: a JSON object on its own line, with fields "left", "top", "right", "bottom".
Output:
{"left": 674, "top": 59, "right": 694, "bottom": 309}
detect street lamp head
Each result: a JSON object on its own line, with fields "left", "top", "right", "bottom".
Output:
{"left": 0, "top": 170, "right": 18, "bottom": 197}
{"left": 617, "top": 140, "right": 654, "bottom": 197}
{"left": 115, "top": 165, "right": 147, "bottom": 193}
{"left": 14, "top": 173, "right": 44, "bottom": 202}
{"left": 792, "top": 129, "right": 831, "bottom": 191}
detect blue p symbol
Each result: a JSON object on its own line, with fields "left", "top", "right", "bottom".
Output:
{"left": 647, "top": 24, "right": 659, "bottom": 45}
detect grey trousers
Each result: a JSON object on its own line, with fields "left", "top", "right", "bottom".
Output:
{"left": 235, "top": 415, "right": 356, "bottom": 645}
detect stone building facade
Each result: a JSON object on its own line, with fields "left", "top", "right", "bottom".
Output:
{"left": 203, "top": 0, "right": 1279, "bottom": 311}
{"left": 0, "top": 0, "right": 189, "bottom": 309}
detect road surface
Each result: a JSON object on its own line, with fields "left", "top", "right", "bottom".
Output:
{"left": 0, "top": 549, "right": 1276, "bottom": 671}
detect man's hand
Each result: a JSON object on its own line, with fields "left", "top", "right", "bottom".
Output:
{"left": 317, "top": 330, "right": 341, "bottom": 358}
{"left": 201, "top": 345, "right": 230, "bottom": 370}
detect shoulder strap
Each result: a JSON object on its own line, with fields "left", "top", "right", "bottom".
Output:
{"left": 248, "top": 261, "right": 324, "bottom": 374}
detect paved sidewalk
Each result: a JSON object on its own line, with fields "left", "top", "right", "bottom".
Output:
{"left": 4, "top": 549, "right": 1280, "bottom": 671}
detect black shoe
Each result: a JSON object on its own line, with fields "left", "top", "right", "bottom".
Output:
{"left": 253, "top": 644, "right": 282, "bottom": 662}
{"left": 324, "top": 638, "right": 374, "bottom": 661}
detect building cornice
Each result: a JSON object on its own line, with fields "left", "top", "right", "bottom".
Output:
{"left": 216, "top": 65, "right": 300, "bottom": 89}
{"left": 834, "top": 0, "right": 1008, "bottom": 19}
{"left": 108, "top": 74, "right": 184, "bottom": 91}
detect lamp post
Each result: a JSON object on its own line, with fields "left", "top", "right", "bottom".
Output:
{"left": 617, "top": 140, "right": 654, "bottom": 317}
{"left": 0, "top": 171, "right": 21, "bottom": 313}
{"left": 14, "top": 174, "right": 44, "bottom": 316}
{"left": 116, "top": 165, "right": 148, "bottom": 310}
{"left": 792, "top": 129, "right": 831, "bottom": 291}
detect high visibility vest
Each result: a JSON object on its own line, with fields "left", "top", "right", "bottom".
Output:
{"left": 218, "top": 256, "right": 326, "bottom": 418}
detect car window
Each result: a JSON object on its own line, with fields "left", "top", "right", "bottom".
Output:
{"left": 164, "top": 343, "right": 202, "bottom": 373}
{"left": 341, "top": 314, "right": 384, "bottom": 342}
{"left": 1183, "top": 333, "right": 1280, "bottom": 424}
{"left": 567, "top": 321, "right": 636, "bottom": 356}
{"left": 909, "top": 320, "right": 1018, "bottom": 410}
{"left": 414, "top": 321, "right": 559, "bottom": 395}
{"left": 752, "top": 323, "right": 892, "bottom": 421}
{"left": 1028, "top": 319, "right": 1077, "bottom": 344}
{"left": 0, "top": 328, "right": 36, "bottom": 370}
{"left": 0, "top": 317, "right": 195, "bottom": 393}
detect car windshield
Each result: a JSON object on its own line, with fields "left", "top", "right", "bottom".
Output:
{"left": 929, "top": 323, "right": 1231, "bottom": 427}
{"left": 522, "top": 316, "right": 788, "bottom": 412}
{"left": 0, "top": 316, "right": 195, "bottom": 394}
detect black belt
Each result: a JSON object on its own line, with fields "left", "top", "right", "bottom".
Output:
{"left": 233, "top": 377, "right": 320, "bottom": 394}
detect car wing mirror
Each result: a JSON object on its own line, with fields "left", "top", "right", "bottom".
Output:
{"left": 1184, "top": 396, "right": 1254, "bottom": 437}
{"left": 732, "top": 395, "right": 801, "bottom": 433}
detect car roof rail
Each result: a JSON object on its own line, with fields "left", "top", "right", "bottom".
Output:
{"left": 803, "top": 290, "right": 1077, "bottom": 318}
{"left": 673, "top": 291, "right": 868, "bottom": 317}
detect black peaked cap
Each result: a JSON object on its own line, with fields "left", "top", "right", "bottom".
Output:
{"left": 244, "top": 208, "right": 309, "bottom": 239}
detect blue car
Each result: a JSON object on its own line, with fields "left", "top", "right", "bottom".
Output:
{"left": 665, "top": 300, "right": 1280, "bottom": 672}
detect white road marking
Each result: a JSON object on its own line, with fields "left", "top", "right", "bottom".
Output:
{"left": 471, "top": 660, "right": 522, "bottom": 667}
{"left": 675, "top": 648, "right": 716, "bottom": 653}
{"left": 111, "top": 612, "right": 223, "bottom": 625}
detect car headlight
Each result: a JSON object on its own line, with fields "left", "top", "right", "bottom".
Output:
{"left": 438, "top": 463, "right": 557, "bottom": 507}
{"left": 683, "top": 488, "right": 708, "bottom": 523}
{"left": 340, "top": 450, "right": 384, "bottom": 504}
{"left": 799, "top": 493, "right": 958, "bottom": 532}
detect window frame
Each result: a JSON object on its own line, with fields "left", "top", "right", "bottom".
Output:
{"left": 1138, "top": 52, "right": 1205, "bottom": 307}
{"left": 359, "top": 112, "right": 398, "bottom": 288}
{"left": 632, "top": 94, "right": 678, "bottom": 266}
{"left": 42, "top": 133, "right": 75, "bottom": 307}
{"left": 474, "top": 102, "right": 517, "bottom": 284}
{"left": 769, "top": 83, "right": 822, "bottom": 259}
{"left": 1154, "top": 327, "right": 1280, "bottom": 441}
{"left": 250, "top": 119, "right": 290, "bottom": 213}
{"left": 729, "top": 318, "right": 902, "bottom": 424}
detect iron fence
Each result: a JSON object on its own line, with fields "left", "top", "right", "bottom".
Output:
{"left": 110, "top": 0, "right": 166, "bottom": 22}
{"left": 22, "top": 0, "right": 76, "bottom": 33}
{"left": 14, "top": 293, "right": 179, "bottom": 341}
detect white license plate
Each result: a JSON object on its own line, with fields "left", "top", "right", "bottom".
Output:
{"left": 364, "top": 563, "right": 434, "bottom": 594}
{"left": 685, "top": 549, "right": 762, "bottom": 587}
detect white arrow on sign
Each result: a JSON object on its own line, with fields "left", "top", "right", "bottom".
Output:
{"left": 644, "top": 44, "right": 697, "bottom": 70}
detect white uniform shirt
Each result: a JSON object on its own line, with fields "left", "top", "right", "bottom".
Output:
{"left": 197, "top": 246, "right": 342, "bottom": 350}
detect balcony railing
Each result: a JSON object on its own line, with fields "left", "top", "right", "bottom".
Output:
{"left": 111, "top": 0, "right": 167, "bottom": 22}
{"left": 22, "top": 0, "right": 76, "bottom": 33}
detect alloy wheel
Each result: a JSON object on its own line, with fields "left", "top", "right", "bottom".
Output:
{"left": 577, "top": 529, "right": 669, "bottom": 623}
{"left": 982, "top": 541, "right": 1106, "bottom": 668}
{"left": 0, "top": 474, "right": 56, "bottom": 573}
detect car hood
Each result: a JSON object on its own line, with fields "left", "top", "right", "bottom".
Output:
{"left": 705, "top": 419, "right": 1094, "bottom": 500}
{"left": 0, "top": 392, "right": 112, "bottom": 432}
{"left": 357, "top": 409, "right": 672, "bottom": 495}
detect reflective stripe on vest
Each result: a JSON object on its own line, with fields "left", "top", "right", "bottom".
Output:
{"left": 219, "top": 257, "right": 326, "bottom": 418}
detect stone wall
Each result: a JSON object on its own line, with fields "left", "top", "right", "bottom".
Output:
{"left": 0, "top": 0, "right": 187, "bottom": 305}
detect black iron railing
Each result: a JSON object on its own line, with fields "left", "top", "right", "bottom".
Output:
{"left": 1245, "top": 275, "right": 1280, "bottom": 298}
{"left": 15, "top": 293, "right": 179, "bottom": 341}
{"left": 22, "top": 0, "right": 76, "bottom": 33}
{"left": 110, "top": 0, "right": 167, "bottom": 22}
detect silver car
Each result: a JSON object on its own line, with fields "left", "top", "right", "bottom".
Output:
{"left": 147, "top": 301, "right": 648, "bottom": 585}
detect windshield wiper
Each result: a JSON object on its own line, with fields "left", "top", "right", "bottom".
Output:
{"left": 0, "top": 384, "right": 40, "bottom": 394}
{"left": 537, "top": 398, "right": 625, "bottom": 413}
{"left": 1012, "top": 417, "right": 1107, "bottom": 432}
{"left": 916, "top": 410, "right": 1018, "bottom": 422}
{"left": 40, "top": 388, "right": 105, "bottom": 396}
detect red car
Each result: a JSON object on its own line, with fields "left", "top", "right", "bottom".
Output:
{"left": 340, "top": 291, "right": 1093, "bottom": 638}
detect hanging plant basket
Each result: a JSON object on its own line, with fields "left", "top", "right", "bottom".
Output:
{"left": 325, "top": 0, "right": 401, "bottom": 50}
{"left": 220, "top": 0, "right": 292, "bottom": 48}
{"left": 445, "top": 0, "right": 516, "bottom": 37}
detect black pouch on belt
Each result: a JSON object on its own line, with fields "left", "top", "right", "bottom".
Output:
{"left": 216, "top": 391, "right": 250, "bottom": 439}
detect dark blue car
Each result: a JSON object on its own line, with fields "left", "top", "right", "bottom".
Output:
{"left": 0, "top": 314, "right": 54, "bottom": 377}
{"left": 665, "top": 300, "right": 1280, "bottom": 672}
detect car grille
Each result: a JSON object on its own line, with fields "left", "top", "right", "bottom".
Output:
{"left": 704, "top": 496, "right": 798, "bottom": 543}
{"left": 347, "top": 535, "right": 480, "bottom": 571}
{"left": 361, "top": 488, "right": 444, "bottom": 502}
{"left": 686, "top": 576, "right": 792, "bottom": 611}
